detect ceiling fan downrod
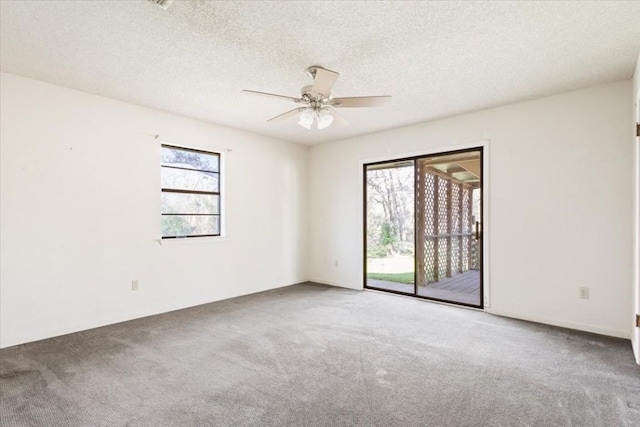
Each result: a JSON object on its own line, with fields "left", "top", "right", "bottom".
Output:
{"left": 304, "top": 65, "right": 325, "bottom": 80}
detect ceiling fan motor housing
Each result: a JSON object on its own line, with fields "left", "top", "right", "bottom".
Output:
{"left": 301, "top": 85, "right": 331, "bottom": 105}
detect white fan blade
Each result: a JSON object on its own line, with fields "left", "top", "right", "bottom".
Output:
{"left": 242, "top": 90, "right": 301, "bottom": 103}
{"left": 331, "top": 96, "right": 391, "bottom": 108}
{"left": 267, "top": 107, "right": 306, "bottom": 123}
{"left": 328, "top": 107, "right": 349, "bottom": 127}
{"left": 312, "top": 68, "right": 339, "bottom": 97}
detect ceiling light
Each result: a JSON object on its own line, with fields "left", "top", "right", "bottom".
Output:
{"left": 297, "top": 108, "right": 335, "bottom": 130}
{"left": 317, "top": 109, "right": 334, "bottom": 130}
{"left": 298, "top": 109, "right": 314, "bottom": 130}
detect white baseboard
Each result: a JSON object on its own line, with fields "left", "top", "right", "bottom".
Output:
{"left": 309, "top": 278, "right": 363, "bottom": 290}
{"left": 307, "top": 280, "right": 631, "bottom": 340}
{"left": 486, "top": 307, "right": 631, "bottom": 339}
{"left": 0, "top": 278, "right": 311, "bottom": 349}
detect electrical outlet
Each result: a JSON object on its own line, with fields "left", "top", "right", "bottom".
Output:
{"left": 579, "top": 287, "right": 589, "bottom": 299}
{"left": 132, "top": 280, "right": 139, "bottom": 291}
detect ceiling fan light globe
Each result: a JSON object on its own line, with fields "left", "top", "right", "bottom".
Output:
{"left": 298, "top": 109, "right": 314, "bottom": 129}
{"left": 317, "top": 114, "right": 334, "bottom": 130}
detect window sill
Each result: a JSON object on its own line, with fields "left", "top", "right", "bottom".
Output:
{"left": 158, "top": 235, "right": 227, "bottom": 246}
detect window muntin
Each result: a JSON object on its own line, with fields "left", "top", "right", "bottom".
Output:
{"left": 161, "top": 144, "right": 221, "bottom": 238}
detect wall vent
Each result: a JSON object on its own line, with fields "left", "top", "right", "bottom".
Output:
{"left": 147, "top": 0, "right": 174, "bottom": 10}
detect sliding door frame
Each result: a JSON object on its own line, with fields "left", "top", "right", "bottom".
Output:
{"left": 362, "top": 143, "right": 488, "bottom": 309}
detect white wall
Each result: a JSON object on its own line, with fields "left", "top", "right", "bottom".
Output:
{"left": 1, "top": 72, "right": 635, "bottom": 349}
{"left": 309, "top": 80, "right": 633, "bottom": 339}
{"left": 632, "top": 53, "right": 640, "bottom": 363}
{"left": 0, "top": 72, "right": 309, "bottom": 348}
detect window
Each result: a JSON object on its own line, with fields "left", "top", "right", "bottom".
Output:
{"left": 161, "top": 144, "right": 221, "bottom": 238}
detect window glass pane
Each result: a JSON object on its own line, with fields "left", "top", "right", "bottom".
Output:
{"left": 161, "top": 215, "right": 220, "bottom": 237}
{"left": 162, "top": 193, "right": 219, "bottom": 214}
{"left": 161, "top": 146, "right": 219, "bottom": 172}
{"left": 161, "top": 167, "right": 219, "bottom": 192}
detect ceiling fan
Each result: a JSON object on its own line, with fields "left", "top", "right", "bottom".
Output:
{"left": 242, "top": 66, "right": 391, "bottom": 130}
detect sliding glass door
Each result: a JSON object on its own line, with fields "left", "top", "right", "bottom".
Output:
{"left": 364, "top": 148, "right": 483, "bottom": 308}
{"left": 365, "top": 160, "right": 416, "bottom": 294}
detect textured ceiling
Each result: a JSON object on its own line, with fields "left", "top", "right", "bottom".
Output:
{"left": 1, "top": 1, "right": 639, "bottom": 145}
